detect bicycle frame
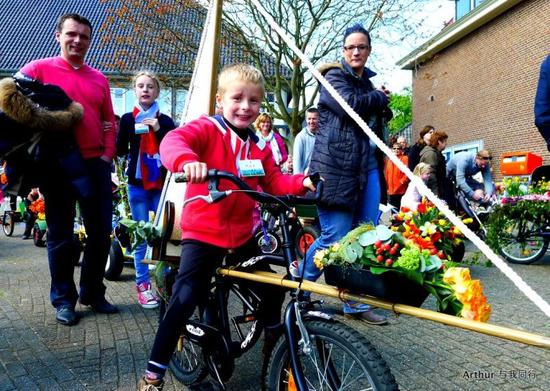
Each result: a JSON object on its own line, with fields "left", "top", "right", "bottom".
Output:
{"left": 172, "top": 169, "right": 323, "bottom": 390}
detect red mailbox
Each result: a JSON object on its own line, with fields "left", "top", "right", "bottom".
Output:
{"left": 500, "top": 152, "right": 542, "bottom": 176}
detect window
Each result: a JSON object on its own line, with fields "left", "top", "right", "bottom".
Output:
{"left": 442, "top": 140, "right": 483, "bottom": 162}
{"left": 455, "top": 0, "right": 485, "bottom": 20}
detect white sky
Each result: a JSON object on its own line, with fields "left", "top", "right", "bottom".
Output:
{"left": 371, "top": 0, "right": 455, "bottom": 93}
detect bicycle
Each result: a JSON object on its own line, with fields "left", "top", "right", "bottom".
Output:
{"left": 156, "top": 169, "right": 398, "bottom": 391}
{"left": 2, "top": 200, "right": 26, "bottom": 236}
{"left": 496, "top": 205, "right": 550, "bottom": 264}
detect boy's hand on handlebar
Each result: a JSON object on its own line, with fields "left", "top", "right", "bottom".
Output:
{"left": 183, "top": 162, "right": 208, "bottom": 183}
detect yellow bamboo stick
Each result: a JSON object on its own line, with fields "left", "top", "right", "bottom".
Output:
{"left": 217, "top": 268, "right": 550, "bottom": 349}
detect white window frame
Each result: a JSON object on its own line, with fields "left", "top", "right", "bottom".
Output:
{"left": 442, "top": 140, "right": 483, "bottom": 162}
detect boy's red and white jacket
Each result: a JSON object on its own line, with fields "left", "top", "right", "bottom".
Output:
{"left": 160, "top": 115, "right": 306, "bottom": 249}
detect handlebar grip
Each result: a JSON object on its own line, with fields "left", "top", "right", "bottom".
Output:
{"left": 314, "top": 179, "right": 324, "bottom": 202}
{"left": 174, "top": 173, "right": 188, "bottom": 183}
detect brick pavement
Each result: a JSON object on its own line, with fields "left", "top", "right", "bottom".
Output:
{"left": 1, "top": 224, "right": 550, "bottom": 390}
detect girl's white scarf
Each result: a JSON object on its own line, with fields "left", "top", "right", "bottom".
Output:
{"left": 257, "top": 130, "right": 282, "bottom": 165}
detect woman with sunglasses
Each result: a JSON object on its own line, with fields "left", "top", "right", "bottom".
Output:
{"left": 298, "top": 23, "right": 392, "bottom": 325}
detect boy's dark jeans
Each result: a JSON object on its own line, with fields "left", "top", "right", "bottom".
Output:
{"left": 148, "top": 238, "right": 285, "bottom": 373}
{"left": 41, "top": 157, "right": 112, "bottom": 309}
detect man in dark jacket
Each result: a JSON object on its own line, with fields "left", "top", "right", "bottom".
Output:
{"left": 299, "top": 24, "right": 391, "bottom": 325}
{"left": 535, "top": 54, "right": 550, "bottom": 152}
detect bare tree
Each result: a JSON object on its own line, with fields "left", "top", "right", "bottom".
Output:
{"left": 222, "top": 0, "right": 436, "bottom": 135}
{"left": 99, "top": 0, "right": 435, "bottom": 134}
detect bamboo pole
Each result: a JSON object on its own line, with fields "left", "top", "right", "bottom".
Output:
{"left": 217, "top": 268, "right": 550, "bottom": 349}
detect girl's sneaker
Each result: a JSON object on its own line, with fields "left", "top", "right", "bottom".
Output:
{"left": 136, "top": 282, "right": 159, "bottom": 309}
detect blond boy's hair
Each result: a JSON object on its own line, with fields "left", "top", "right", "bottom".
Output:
{"left": 413, "top": 162, "right": 431, "bottom": 176}
{"left": 217, "top": 64, "right": 265, "bottom": 96}
{"left": 132, "top": 70, "right": 161, "bottom": 91}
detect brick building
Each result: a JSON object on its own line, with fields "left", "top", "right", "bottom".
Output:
{"left": 398, "top": 0, "right": 549, "bottom": 179}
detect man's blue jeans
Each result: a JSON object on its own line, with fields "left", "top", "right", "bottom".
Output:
{"left": 41, "top": 158, "right": 112, "bottom": 309}
{"left": 128, "top": 184, "right": 161, "bottom": 285}
{"left": 299, "top": 169, "right": 381, "bottom": 298}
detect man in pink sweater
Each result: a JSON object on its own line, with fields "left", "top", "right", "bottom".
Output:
{"left": 20, "top": 13, "right": 117, "bottom": 326}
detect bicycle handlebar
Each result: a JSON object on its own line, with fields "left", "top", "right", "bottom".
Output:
{"left": 174, "top": 169, "right": 323, "bottom": 207}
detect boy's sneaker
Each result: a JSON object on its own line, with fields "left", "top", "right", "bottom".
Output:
{"left": 137, "top": 282, "right": 159, "bottom": 309}
{"left": 137, "top": 376, "right": 163, "bottom": 391}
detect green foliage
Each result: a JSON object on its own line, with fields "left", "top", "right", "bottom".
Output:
{"left": 118, "top": 218, "right": 161, "bottom": 251}
{"left": 388, "top": 88, "right": 412, "bottom": 135}
{"left": 486, "top": 199, "right": 550, "bottom": 251}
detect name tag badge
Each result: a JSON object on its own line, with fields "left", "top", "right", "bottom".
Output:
{"left": 238, "top": 159, "right": 265, "bottom": 177}
{"left": 135, "top": 123, "right": 149, "bottom": 135}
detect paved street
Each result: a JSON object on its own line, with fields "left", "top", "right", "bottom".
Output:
{"left": 1, "top": 222, "right": 550, "bottom": 390}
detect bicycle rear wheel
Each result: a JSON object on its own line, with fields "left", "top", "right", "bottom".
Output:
{"left": 265, "top": 319, "right": 398, "bottom": 391}
{"left": 2, "top": 212, "right": 14, "bottom": 236}
{"left": 499, "top": 219, "right": 548, "bottom": 264}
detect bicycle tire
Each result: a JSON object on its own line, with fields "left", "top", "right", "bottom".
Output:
{"left": 499, "top": 219, "right": 548, "bottom": 264}
{"left": 264, "top": 319, "right": 398, "bottom": 391}
{"left": 255, "top": 230, "right": 282, "bottom": 254}
{"left": 2, "top": 212, "right": 14, "bottom": 236}
{"left": 32, "top": 224, "right": 46, "bottom": 247}
{"left": 295, "top": 225, "right": 320, "bottom": 259}
{"left": 167, "top": 308, "right": 209, "bottom": 386}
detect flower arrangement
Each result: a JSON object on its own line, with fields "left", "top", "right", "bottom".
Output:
{"left": 29, "top": 198, "right": 45, "bottom": 220}
{"left": 391, "top": 199, "right": 471, "bottom": 260}
{"left": 314, "top": 202, "right": 491, "bottom": 321}
{"left": 486, "top": 179, "right": 550, "bottom": 251}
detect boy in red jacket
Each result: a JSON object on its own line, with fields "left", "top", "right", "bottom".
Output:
{"left": 138, "top": 64, "right": 316, "bottom": 390}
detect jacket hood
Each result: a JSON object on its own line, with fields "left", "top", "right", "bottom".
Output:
{"left": 318, "top": 60, "right": 377, "bottom": 80}
{"left": 0, "top": 77, "right": 83, "bottom": 132}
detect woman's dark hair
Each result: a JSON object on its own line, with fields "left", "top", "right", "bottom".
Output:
{"left": 417, "top": 125, "right": 435, "bottom": 145}
{"left": 343, "top": 24, "right": 371, "bottom": 46}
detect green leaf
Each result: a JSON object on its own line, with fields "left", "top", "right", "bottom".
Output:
{"left": 370, "top": 266, "right": 390, "bottom": 275}
{"left": 375, "top": 225, "right": 394, "bottom": 241}
{"left": 424, "top": 255, "right": 442, "bottom": 272}
{"left": 344, "top": 245, "right": 358, "bottom": 263}
{"left": 362, "top": 246, "right": 376, "bottom": 261}
{"left": 357, "top": 230, "right": 377, "bottom": 246}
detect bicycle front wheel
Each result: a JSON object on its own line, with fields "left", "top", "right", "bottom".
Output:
{"left": 265, "top": 319, "right": 398, "bottom": 391}
{"left": 499, "top": 219, "right": 548, "bottom": 264}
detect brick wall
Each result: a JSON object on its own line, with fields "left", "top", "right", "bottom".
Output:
{"left": 411, "top": 0, "right": 550, "bottom": 179}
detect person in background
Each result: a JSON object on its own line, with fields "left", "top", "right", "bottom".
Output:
{"left": 535, "top": 54, "right": 550, "bottom": 152}
{"left": 419, "top": 130, "right": 448, "bottom": 199}
{"left": 446, "top": 150, "right": 495, "bottom": 203}
{"left": 384, "top": 142, "right": 409, "bottom": 209}
{"left": 300, "top": 23, "right": 392, "bottom": 325}
{"left": 396, "top": 135, "right": 409, "bottom": 154}
{"left": 401, "top": 163, "right": 432, "bottom": 211}
{"left": 408, "top": 125, "right": 434, "bottom": 171}
{"left": 293, "top": 107, "right": 319, "bottom": 174}
{"left": 137, "top": 63, "right": 316, "bottom": 391}
{"left": 21, "top": 187, "right": 42, "bottom": 240}
{"left": 19, "top": 13, "right": 118, "bottom": 326}
{"left": 116, "top": 71, "right": 175, "bottom": 309}
{"left": 255, "top": 113, "right": 288, "bottom": 170}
